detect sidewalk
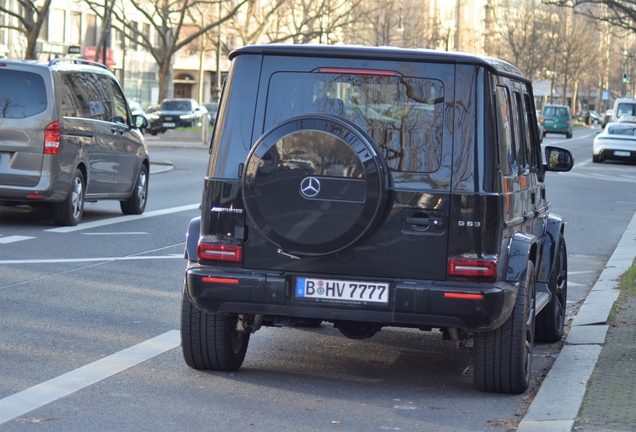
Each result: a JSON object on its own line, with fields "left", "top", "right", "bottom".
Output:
{"left": 518, "top": 211, "right": 636, "bottom": 431}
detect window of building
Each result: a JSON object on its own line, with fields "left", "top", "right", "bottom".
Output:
{"left": 69, "top": 12, "right": 81, "bottom": 45}
{"left": 48, "top": 9, "right": 66, "bottom": 43}
{"left": 85, "top": 14, "right": 97, "bottom": 47}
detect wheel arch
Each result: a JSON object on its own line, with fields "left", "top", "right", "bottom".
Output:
{"left": 185, "top": 217, "right": 201, "bottom": 262}
{"left": 503, "top": 232, "right": 538, "bottom": 283}
{"left": 537, "top": 214, "right": 565, "bottom": 284}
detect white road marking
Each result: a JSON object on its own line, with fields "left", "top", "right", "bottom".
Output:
{"left": 0, "top": 331, "right": 180, "bottom": 425}
{"left": 82, "top": 232, "right": 148, "bottom": 236}
{"left": 0, "top": 236, "right": 35, "bottom": 244}
{"left": 0, "top": 254, "right": 183, "bottom": 265}
{"left": 45, "top": 204, "right": 200, "bottom": 233}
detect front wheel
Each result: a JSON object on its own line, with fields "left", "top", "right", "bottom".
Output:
{"left": 536, "top": 235, "right": 567, "bottom": 343}
{"left": 473, "top": 261, "right": 536, "bottom": 394}
{"left": 180, "top": 281, "right": 250, "bottom": 371}
{"left": 120, "top": 165, "right": 148, "bottom": 215}
{"left": 52, "top": 168, "right": 85, "bottom": 226}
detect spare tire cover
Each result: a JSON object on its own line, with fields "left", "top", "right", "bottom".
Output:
{"left": 243, "top": 114, "right": 389, "bottom": 256}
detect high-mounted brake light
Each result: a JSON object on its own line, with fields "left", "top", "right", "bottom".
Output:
{"left": 447, "top": 258, "right": 497, "bottom": 278}
{"left": 197, "top": 242, "right": 243, "bottom": 263}
{"left": 316, "top": 67, "right": 397, "bottom": 76}
{"left": 44, "top": 121, "right": 61, "bottom": 155}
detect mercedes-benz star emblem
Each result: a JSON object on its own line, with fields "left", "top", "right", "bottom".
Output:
{"left": 300, "top": 177, "right": 321, "bottom": 198}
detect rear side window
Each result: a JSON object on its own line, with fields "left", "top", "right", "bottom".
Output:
{"left": 61, "top": 72, "right": 114, "bottom": 121}
{"left": 495, "top": 86, "right": 516, "bottom": 176}
{"left": 0, "top": 69, "right": 47, "bottom": 118}
{"left": 264, "top": 71, "right": 445, "bottom": 173}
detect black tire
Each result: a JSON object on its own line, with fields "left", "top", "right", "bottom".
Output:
{"left": 566, "top": 132, "right": 572, "bottom": 139}
{"left": 52, "top": 168, "right": 85, "bottom": 226}
{"left": 180, "top": 281, "right": 249, "bottom": 371}
{"left": 536, "top": 235, "right": 567, "bottom": 343}
{"left": 592, "top": 154, "right": 602, "bottom": 163}
{"left": 120, "top": 165, "right": 148, "bottom": 215}
{"left": 473, "top": 261, "right": 536, "bottom": 394}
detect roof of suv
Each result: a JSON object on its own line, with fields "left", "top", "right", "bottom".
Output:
{"left": 229, "top": 44, "right": 525, "bottom": 79}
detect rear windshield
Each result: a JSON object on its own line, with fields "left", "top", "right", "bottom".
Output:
{"left": 264, "top": 71, "right": 444, "bottom": 173}
{"left": 543, "top": 106, "right": 569, "bottom": 118}
{"left": 607, "top": 125, "right": 636, "bottom": 136}
{"left": 616, "top": 102, "right": 636, "bottom": 119}
{"left": 0, "top": 69, "right": 47, "bottom": 118}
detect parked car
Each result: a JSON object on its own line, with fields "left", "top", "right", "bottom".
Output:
{"left": 180, "top": 44, "right": 574, "bottom": 394}
{"left": 602, "top": 109, "right": 613, "bottom": 128}
{"left": 588, "top": 110, "right": 602, "bottom": 124}
{"left": 540, "top": 104, "right": 573, "bottom": 138}
{"left": 202, "top": 102, "right": 219, "bottom": 126}
{"left": 593, "top": 120, "right": 636, "bottom": 163}
{"left": 0, "top": 58, "right": 150, "bottom": 226}
{"left": 146, "top": 98, "right": 207, "bottom": 135}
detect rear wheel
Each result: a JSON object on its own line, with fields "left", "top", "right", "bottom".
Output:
{"left": 592, "top": 154, "right": 602, "bottom": 163}
{"left": 120, "top": 165, "right": 148, "bottom": 215}
{"left": 180, "top": 281, "right": 249, "bottom": 371}
{"left": 536, "top": 235, "right": 567, "bottom": 343}
{"left": 52, "top": 168, "right": 85, "bottom": 226}
{"left": 473, "top": 261, "right": 536, "bottom": 394}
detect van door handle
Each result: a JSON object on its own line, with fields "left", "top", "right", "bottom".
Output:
{"left": 405, "top": 217, "right": 444, "bottom": 226}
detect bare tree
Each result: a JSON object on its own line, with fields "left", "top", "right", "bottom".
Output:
{"left": 0, "top": 0, "right": 52, "bottom": 59}
{"left": 83, "top": 0, "right": 247, "bottom": 101}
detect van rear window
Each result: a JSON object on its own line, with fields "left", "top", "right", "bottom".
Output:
{"left": 0, "top": 70, "right": 47, "bottom": 118}
{"left": 616, "top": 103, "right": 636, "bottom": 119}
{"left": 264, "top": 71, "right": 444, "bottom": 173}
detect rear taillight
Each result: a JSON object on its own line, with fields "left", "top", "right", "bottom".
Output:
{"left": 44, "top": 121, "right": 60, "bottom": 155}
{"left": 566, "top": 120, "right": 570, "bottom": 125}
{"left": 197, "top": 242, "right": 243, "bottom": 263}
{"left": 447, "top": 258, "right": 497, "bottom": 278}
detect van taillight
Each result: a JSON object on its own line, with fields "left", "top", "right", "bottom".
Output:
{"left": 447, "top": 258, "right": 497, "bottom": 278}
{"left": 197, "top": 242, "right": 243, "bottom": 263}
{"left": 44, "top": 121, "right": 60, "bottom": 155}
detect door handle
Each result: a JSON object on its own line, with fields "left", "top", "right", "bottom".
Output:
{"left": 404, "top": 217, "right": 444, "bottom": 226}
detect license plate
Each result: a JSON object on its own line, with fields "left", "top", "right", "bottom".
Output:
{"left": 614, "top": 150, "right": 630, "bottom": 157}
{"left": 295, "top": 277, "right": 389, "bottom": 305}
{"left": 544, "top": 119, "right": 553, "bottom": 124}
{"left": 163, "top": 122, "right": 175, "bottom": 127}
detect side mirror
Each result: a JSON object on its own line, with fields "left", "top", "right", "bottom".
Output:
{"left": 544, "top": 146, "right": 573, "bottom": 172}
{"left": 134, "top": 114, "right": 148, "bottom": 130}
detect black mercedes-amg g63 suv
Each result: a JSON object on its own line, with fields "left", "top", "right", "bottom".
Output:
{"left": 181, "top": 45, "right": 573, "bottom": 394}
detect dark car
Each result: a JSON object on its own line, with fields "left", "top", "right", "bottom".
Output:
{"left": 0, "top": 58, "right": 150, "bottom": 226}
{"left": 146, "top": 98, "right": 207, "bottom": 135}
{"left": 180, "top": 45, "right": 573, "bottom": 394}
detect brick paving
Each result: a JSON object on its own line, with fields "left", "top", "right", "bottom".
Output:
{"left": 573, "top": 292, "right": 636, "bottom": 431}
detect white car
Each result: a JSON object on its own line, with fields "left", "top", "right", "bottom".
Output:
{"left": 593, "top": 122, "right": 636, "bottom": 163}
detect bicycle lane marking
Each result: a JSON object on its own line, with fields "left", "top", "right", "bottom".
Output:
{"left": 0, "top": 331, "right": 180, "bottom": 425}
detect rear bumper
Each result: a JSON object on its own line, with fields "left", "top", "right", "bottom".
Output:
{"left": 185, "top": 265, "right": 519, "bottom": 332}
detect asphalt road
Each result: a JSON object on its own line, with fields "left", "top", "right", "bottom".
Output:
{"left": 0, "top": 129, "right": 632, "bottom": 431}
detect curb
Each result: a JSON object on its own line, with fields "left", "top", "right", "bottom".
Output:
{"left": 518, "top": 210, "right": 636, "bottom": 431}
{"left": 149, "top": 161, "right": 174, "bottom": 174}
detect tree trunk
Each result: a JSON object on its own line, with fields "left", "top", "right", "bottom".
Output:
{"left": 158, "top": 60, "right": 174, "bottom": 102}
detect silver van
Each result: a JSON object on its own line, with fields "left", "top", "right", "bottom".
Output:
{"left": 0, "top": 58, "right": 150, "bottom": 226}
